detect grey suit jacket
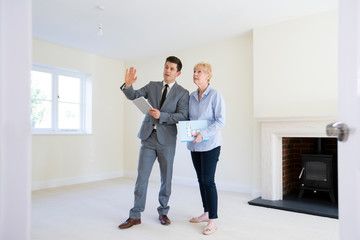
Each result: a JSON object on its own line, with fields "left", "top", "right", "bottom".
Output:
{"left": 122, "top": 81, "right": 189, "bottom": 145}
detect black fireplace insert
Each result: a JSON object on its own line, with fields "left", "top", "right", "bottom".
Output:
{"left": 298, "top": 154, "right": 335, "bottom": 202}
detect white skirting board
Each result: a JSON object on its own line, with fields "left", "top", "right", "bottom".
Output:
{"left": 32, "top": 171, "right": 254, "bottom": 195}
{"left": 32, "top": 171, "right": 125, "bottom": 191}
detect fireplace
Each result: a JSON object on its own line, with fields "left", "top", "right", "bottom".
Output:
{"left": 259, "top": 118, "right": 337, "bottom": 200}
{"left": 250, "top": 119, "right": 338, "bottom": 217}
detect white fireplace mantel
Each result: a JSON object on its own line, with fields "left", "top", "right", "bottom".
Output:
{"left": 259, "top": 117, "right": 337, "bottom": 200}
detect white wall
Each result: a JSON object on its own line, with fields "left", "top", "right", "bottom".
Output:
{"left": 123, "top": 33, "right": 254, "bottom": 192}
{"left": 254, "top": 10, "right": 338, "bottom": 119}
{"left": 32, "top": 40, "right": 125, "bottom": 189}
{"left": 252, "top": 10, "right": 338, "bottom": 194}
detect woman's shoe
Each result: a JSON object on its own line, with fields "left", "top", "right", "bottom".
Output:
{"left": 189, "top": 217, "right": 209, "bottom": 223}
{"left": 202, "top": 225, "right": 218, "bottom": 235}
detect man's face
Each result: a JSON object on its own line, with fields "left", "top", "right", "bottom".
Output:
{"left": 163, "top": 62, "right": 181, "bottom": 83}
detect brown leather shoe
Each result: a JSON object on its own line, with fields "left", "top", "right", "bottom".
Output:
{"left": 118, "top": 218, "right": 141, "bottom": 229}
{"left": 159, "top": 215, "right": 171, "bottom": 225}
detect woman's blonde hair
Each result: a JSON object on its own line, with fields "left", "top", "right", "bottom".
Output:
{"left": 194, "top": 62, "right": 212, "bottom": 82}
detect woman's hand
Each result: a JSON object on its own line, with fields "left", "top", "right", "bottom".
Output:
{"left": 192, "top": 133, "right": 203, "bottom": 143}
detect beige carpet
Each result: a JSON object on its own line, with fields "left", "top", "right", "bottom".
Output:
{"left": 31, "top": 178, "right": 339, "bottom": 240}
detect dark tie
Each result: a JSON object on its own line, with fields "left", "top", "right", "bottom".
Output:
{"left": 160, "top": 84, "right": 169, "bottom": 108}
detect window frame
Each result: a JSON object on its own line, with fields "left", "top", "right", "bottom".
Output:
{"left": 31, "top": 63, "right": 92, "bottom": 135}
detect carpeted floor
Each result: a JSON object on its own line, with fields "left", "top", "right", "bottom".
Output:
{"left": 31, "top": 178, "right": 339, "bottom": 240}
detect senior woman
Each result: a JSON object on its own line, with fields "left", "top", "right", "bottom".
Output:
{"left": 187, "top": 62, "right": 225, "bottom": 235}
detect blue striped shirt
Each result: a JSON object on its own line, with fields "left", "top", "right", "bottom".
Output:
{"left": 187, "top": 85, "right": 226, "bottom": 152}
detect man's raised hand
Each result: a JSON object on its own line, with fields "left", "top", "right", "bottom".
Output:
{"left": 125, "top": 67, "right": 138, "bottom": 88}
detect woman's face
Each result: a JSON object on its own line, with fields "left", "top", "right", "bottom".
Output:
{"left": 193, "top": 67, "right": 210, "bottom": 87}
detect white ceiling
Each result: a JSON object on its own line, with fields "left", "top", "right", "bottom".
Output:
{"left": 32, "top": 0, "right": 338, "bottom": 61}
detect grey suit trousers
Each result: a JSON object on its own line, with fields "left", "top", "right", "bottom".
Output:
{"left": 129, "top": 131, "right": 176, "bottom": 219}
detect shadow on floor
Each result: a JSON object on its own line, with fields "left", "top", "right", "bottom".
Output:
{"left": 248, "top": 190, "right": 338, "bottom": 219}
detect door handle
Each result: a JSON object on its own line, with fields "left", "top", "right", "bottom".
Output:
{"left": 326, "top": 122, "right": 349, "bottom": 142}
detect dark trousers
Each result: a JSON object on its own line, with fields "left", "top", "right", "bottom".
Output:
{"left": 191, "top": 146, "right": 221, "bottom": 219}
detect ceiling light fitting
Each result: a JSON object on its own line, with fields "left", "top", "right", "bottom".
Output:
{"left": 96, "top": 5, "right": 105, "bottom": 36}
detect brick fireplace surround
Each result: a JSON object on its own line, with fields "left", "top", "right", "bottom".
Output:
{"left": 259, "top": 118, "right": 337, "bottom": 200}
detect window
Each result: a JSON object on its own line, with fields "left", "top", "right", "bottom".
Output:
{"left": 31, "top": 63, "right": 92, "bottom": 134}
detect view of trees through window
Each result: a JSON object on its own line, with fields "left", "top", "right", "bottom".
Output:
{"left": 31, "top": 70, "right": 52, "bottom": 128}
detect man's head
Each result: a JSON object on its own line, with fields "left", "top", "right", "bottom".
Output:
{"left": 166, "top": 56, "right": 182, "bottom": 72}
{"left": 163, "top": 56, "right": 182, "bottom": 83}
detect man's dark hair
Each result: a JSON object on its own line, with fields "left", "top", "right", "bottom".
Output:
{"left": 166, "top": 56, "right": 182, "bottom": 72}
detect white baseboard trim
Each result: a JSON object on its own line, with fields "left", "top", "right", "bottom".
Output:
{"left": 123, "top": 171, "right": 137, "bottom": 179}
{"left": 32, "top": 171, "right": 255, "bottom": 195}
{"left": 251, "top": 189, "right": 262, "bottom": 199}
{"left": 32, "top": 171, "right": 124, "bottom": 191}
{"left": 216, "top": 181, "right": 253, "bottom": 194}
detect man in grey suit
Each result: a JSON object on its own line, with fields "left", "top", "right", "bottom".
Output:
{"left": 119, "top": 56, "right": 189, "bottom": 229}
